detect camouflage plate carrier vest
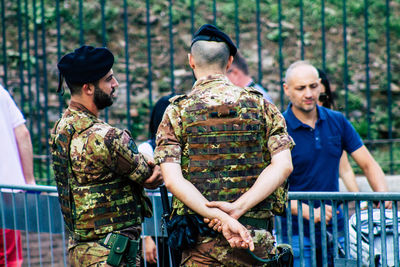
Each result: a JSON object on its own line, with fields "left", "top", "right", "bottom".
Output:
{"left": 50, "top": 111, "right": 146, "bottom": 241}
{"left": 175, "top": 89, "right": 288, "bottom": 219}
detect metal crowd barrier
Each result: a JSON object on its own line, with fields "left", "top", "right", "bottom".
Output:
{"left": 275, "top": 192, "right": 400, "bottom": 267}
{"left": 1, "top": 184, "right": 399, "bottom": 267}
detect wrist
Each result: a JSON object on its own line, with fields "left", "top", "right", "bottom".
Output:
{"left": 231, "top": 200, "right": 246, "bottom": 219}
{"left": 215, "top": 210, "right": 233, "bottom": 224}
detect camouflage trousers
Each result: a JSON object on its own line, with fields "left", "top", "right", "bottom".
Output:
{"left": 180, "top": 228, "right": 277, "bottom": 266}
{"left": 68, "top": 239, "right": 141, "bottom": 267}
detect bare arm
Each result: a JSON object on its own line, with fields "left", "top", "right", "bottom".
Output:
{"left": 205, "top": 149, "right": 292, "bottom": 231}
{"left": 290, "top": 200, "right": 336, "bottom": 224}
{"left": 339, "top": 151, "right": 359, "bottom": 192}
{"left": 350, "top": 145, "right": 391, "bottom": 208}
{"left": 161, "top": 162, "right": 254, "bottom": 250}
{"left": 230, "top": 149, "right": 293, "bottom": 218}
{"left": 14, "top": 124, "right": 35, "bottom": 185}
{"left": 350, "top": 146, "right": 387, "bottom": 192}
{"left": 143, "top": 236, "right": 157, "bottom": 264}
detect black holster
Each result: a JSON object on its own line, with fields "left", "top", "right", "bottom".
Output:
{"left": 166, "top": 214, "right": 218, "bottom": 251}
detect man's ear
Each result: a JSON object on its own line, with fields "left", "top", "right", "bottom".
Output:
{"left": 226, "top": 55, "right": 234, "bottom": 70}
{"left": 82, "top": 83, "right": 94, "bottom": 96}
{"left": 283, "top": 83, "right": 289, "bottom": 97}
{"left": 188, "top": 53, "right": 195, "bottom": 70}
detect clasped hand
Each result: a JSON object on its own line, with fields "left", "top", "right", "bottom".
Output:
{"left": 143, "top": 161, "right": 163, "bottom": 189}
{"left": 203, "top": 201, "right": 254, "bottom": 251}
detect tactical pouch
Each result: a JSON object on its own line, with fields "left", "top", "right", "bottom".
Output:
{"left": 107, "top": 234, "right": 129, "bottom": 266}
{"left": 126, "top": 239, "right": 140, "bottom": 267}
{"left": 99, "top": 233, "right": 139, "bottom": 267}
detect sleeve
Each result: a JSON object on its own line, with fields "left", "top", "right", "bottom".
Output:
{"left": 104, "top": 127, "right": 152, "bottom": 184}
{"left": 1, "top": 87, "right": 25, "bottom": 128}
{"left": 341, "top": 116, "right": 363, "bottom": 154}
{"left": 263, "top": 100, "right": 295, "bottom": 155}
{"left": 154, "top": 105, "right": 182, "bottom": 164}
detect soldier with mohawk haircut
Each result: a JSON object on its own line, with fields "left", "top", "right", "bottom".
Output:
{"left": 155, "top": 24, "right": 295, "bottom": 266}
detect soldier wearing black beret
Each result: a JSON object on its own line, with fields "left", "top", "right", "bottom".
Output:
{"left": 50, "top": 45, "right": 163, "bottom": 266}
{"left": 155, "top": 24, "right": 294, "bottom": 266}
{"left": 191, "top": 24, "right": 237, "bottom": 57}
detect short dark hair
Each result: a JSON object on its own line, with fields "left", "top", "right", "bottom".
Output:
{"left": 317, "top": 68, "right": 335, "bottom": 109}
{"left": 231, "top": 52, "right": 249, "bottom": 75}
{"left": 66, "top": 80, "right": 99, "bottom": 96}
{"left": 65, "top": 81, "right": 84, "bottom": 95}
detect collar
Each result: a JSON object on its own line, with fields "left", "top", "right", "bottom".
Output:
{"left": 192, "top": 74, "right": 231, "bottom": 90}
{"left": 285, "top": 103, "right": 326, "bottom": 130}
{"left": 69, "top": 101, "right": 97, "bottom": 118}
{"left": 68, "top": 101, "right": 100, "bottom": 133}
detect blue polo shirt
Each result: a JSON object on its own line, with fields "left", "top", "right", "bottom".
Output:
{"left": 280, "top": 103, "right": 363, "bottom": 241}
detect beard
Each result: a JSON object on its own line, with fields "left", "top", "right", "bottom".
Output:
{"left": 93, "top": 85, "right": 114, "bottom": 110}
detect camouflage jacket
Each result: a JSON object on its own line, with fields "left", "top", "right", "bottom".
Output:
{"left": 154, "top": 74, "right": 294, "bottom": 219}
{"left": 50, "top": 101, "right": 153, "bottom": 241}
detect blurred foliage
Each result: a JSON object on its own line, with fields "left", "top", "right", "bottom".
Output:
{"left": 1, "top": 0, "right": 399, "bottom": 182}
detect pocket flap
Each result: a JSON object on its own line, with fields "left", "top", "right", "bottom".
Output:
{"left": 113, "top": 235, "right": 129, "bottom": 254}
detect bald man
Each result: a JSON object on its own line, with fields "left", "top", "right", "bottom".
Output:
{"left": 281, "top": 61, "right": 390, "bottom": 267}
{"left": 155, "top": 24, "right": 294, "bottom": 266}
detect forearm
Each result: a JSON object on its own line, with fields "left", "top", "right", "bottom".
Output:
{"left": 362, "top": 161, "right": 388, "bottom": 192}
{"left": 340, "top": 172, "right": 359, "bottom": 192}
{"left": 234, "top": 149, "right": 293, "bottom": 217}
{"left": 339, "top": 152, "right": 359, "bottom": 192}
{"left": 290, "top": 200, "right": 312, "bottom": 220}
{"left": 161, "top": 162, "right": 232, "bottom": 222}
{"left": 128, "top": 154, "right": 153, "bottom": 184}
{"left": 14, "top": 125, "right": 35, "bottom": 185}
{"left": 351, "top": 146, "right": 388, "bottom": 192}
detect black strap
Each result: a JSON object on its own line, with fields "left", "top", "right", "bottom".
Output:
{"left": 239, "top": 217, "right": 273, "bottom": 232}
{"left": 247, "top": 244, "right": 293, "bottom": 266}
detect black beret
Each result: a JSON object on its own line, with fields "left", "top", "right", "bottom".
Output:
{"left": 57, "top": 45, "right": 114, "bottom": 84}
{"left": 191, "top": 24, "right": 237, "bottom": 56}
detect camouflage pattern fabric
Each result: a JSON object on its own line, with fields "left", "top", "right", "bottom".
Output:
{"left": 68, "top": 238, "right": 142, "bottom": 267}
{"left": 180, "top": 225, "right": 276, "bottom": 266}
{"left": 155, "top": 74, "right": 294, "bottom": 219}
{"left": 154, "top": 74, "right": 294, "bottom": 265}
{"left": 50, "top": 101, "right": 153, "bottom": 262}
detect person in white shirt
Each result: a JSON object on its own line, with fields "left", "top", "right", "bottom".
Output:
{"left": 0, "top": 84, "right": 35, "bottom": 267}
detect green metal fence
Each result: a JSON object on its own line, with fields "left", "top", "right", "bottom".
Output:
{"left": 1, "top": 184, "right": 399, "bottom": 267}
{"left": 0, "top": 0, "right": 399, "bottom": 184}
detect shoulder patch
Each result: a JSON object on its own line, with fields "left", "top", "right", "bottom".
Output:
{"left": 169, "top": 94, "right": 187, "bottom": 104}
{"left": 244, "top": 86, "right": 263, "bottom": 96}
{"left": 128, "top": 139, "right": 139, "bottom": 154}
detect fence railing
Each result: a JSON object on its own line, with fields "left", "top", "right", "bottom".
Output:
{"left": 1, "top": 184, "right": 399, "bottom": 267}
{"left": 0, "top": 0, "right": 398, "bottom": 184}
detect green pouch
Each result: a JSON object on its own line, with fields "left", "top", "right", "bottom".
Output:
{"left": 125, "top": 240, "right": 140, "bottom": 267}
{"left": 107, "top": 235, "right": 129, "bottom": 266}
